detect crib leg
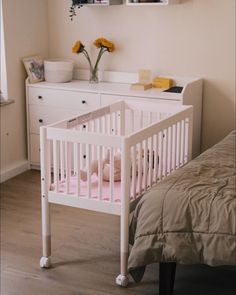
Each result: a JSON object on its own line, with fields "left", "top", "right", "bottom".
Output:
{"left": 116, "top": 138, "right": 130, "bottom": 287}
{"left": 40, "top": 191, "right": 51, "bottom": 269}
{"left": 115, "top": 207, "right": 129, "bottom": 287}
{"left": 116, "top": 252, "right": 129, "bottom": 287}
{"left": 40, "top": 127, "right": 51, "bottom": 269}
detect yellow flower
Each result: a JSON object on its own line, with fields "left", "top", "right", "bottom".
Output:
{"left": 72, "top": 40, "right": 84, "bottom": 54}
{"left": 94, "top": 38, "right": 115, "bottom": 52}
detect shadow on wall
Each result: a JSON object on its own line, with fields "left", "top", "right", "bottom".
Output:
{"left": 201, "top": 79, "right": 235, "bottom": 152}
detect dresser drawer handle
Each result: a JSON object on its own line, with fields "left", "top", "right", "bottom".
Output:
{"left": 38, "top": 95, "right": 43, "bottom": 99}
{"left": 82, "top": 100, "right": 86, "bottom": 104}
{"left": 39, "top": 119, "right": 43, "bottom": 123}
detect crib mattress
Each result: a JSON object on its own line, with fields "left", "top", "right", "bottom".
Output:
{"left": 50, "top": 174, "right": 124, "bottom": 202}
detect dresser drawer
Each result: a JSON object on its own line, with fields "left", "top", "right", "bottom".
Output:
{"left": 28, "top": 87, "right": 100, "bottom": 110}
{"left": 29, "top": 105, "right": 79, "bottom": 134}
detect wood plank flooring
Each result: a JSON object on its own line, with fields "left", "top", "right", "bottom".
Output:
{"left": 1, "top": 170, "right": 235, "bottom": 295}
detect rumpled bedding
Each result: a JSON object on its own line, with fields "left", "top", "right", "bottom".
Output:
{"left": 128, "top": 131, "right": 236, "bottom": 278}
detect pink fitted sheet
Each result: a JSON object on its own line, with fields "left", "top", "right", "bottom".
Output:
{"left": 50, "top": 174, "right": 123, "bottom": 202}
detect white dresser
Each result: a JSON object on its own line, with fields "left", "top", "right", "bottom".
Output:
{"left": 26, "top": 73, "right": 202, "bottom": 168}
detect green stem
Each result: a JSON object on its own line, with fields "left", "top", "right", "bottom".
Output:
{"left": 94, "top": 47, "right": 108, "bottom": 72}
{"left": 82, "top": 50, "right": 93, "bottom": 69}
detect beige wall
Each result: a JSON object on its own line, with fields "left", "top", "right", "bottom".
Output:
{"left": 0, "top": 0, "right": 48, "bottom": 179}
{"left": 48, "top": 0, "right": 235, "bottom": 151}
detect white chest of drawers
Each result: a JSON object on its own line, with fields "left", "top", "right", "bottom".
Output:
{"left": 26, "top": 74, "right": 202, "bottom": 168}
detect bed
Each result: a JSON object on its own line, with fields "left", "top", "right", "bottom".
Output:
{"left": 128, "top": 130, "right": 236, "bottom": 294}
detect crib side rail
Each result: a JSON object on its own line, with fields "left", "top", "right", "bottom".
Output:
{"left": 46, "top": 127, "right": 122, "bottom": 148}
{"left": 128, "top": 106, "right": 193, "bottom": 148}
{"left": 126, "top": 106, "right": 193, "bottom": 200}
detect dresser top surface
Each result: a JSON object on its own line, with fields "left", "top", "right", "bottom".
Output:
{"left": 27, "top": 80, "right": 189, "bottom": 101}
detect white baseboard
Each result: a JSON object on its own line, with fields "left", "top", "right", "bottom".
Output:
{"left": 0, "top": 160, "right": 29, "bottom": 183}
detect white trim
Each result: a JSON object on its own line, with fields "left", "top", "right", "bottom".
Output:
{"left": 0, "top": 160, "right": 29, "bottom": 183}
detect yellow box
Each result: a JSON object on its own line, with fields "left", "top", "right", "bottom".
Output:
{"left": 153, "top": 77, "right": 173, "bottom": 89}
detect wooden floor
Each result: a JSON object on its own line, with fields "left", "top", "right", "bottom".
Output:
{"left": 0, "top": 170, "right": 235, "bottom": 295}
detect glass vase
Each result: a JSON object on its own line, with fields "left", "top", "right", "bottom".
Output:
{"left": 89, "top": 66, "right": 99, "bottom": 84}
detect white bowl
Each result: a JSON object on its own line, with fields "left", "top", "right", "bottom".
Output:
{"left": 44, "top": 59, "right": 74, "bottom": 83}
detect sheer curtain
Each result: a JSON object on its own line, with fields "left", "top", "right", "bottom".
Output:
{"left": 0, "top": 0, "right": 8, "bottom": 102}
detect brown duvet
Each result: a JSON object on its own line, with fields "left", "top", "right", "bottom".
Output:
{"left": 128, "top": 131, "right": 236, "bottom": 274}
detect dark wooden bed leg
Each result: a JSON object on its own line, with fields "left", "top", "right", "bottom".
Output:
{"left": 159, "top": 262, "right": 176, "bottom": 295}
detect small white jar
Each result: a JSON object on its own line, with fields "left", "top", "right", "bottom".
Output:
{"left": 44, "top": 59, "right": 74, "bottom": 83}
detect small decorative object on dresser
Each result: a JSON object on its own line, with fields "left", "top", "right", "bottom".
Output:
{"left": 131, "top": 69, "right": 153, "bottom": 90}
{"left": 72, "top": 38, "right": 115, "bottom": 83}
{"left": 22, "top": 55, "right": 44, "bottom": 83}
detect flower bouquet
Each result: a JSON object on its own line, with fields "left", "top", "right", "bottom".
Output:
{"left": 72, "top": 38, "right": 115, "bottom": 83}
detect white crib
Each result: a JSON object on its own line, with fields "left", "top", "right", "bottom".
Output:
{"left": 39, "top": 100, "right": 193, "bottom": 286}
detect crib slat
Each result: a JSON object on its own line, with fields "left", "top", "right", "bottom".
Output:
{"left": 177, "top": 121, "right": 181, "bottom": 168}
{"left": 76, "top": 143, "right": 81, "bottom": 197}
{"left": 164, "top": 129, "right": 168, "bottom": 177}
{"left": 143, "top": 140, "right": 148, "bottom": 191}
{"left": 73, "top": 143, "right": 77, "bottom": 176}
{"left": 111, "top": 113, "right": 116, "bottom": 135}
{"left": 116, "top": 111, "right": 121, "bottom": 135}
{"left": 187, "top": 115, "right": 193, "bottom": 162}
{"left": 180, "top": 120, "right": 184, "bottom": 166}
{"left": 109, "top": 148, "right": 114, "bottom": 202}
{"left": 98, "top": 146, "right": 103, "bottom": 200}
{"left": 48, "top": 140, "right": 52, "bottom": 186}
{"left": 173, "top": 124, "right": 177, "bottom": 170}
{"left": 98, "top": 117, "right": 102, "bottom": 134}
{"left": 148, "top": 136, "right": 153, "bottom": 187}
{"left": 87, "top": 144, "right": 91, "bottom": 198}
{"left": 109, "top": 113, "right": 112, "bottom": 135}
{"left": 53, "top": 140, "right": 59, "bottom": 192}
{"left": 91, "top": 119, "right": 96, "bottom": 161}
{"left": 137, "top": 142, "right": 142, "bottom": 195}
{"left": 158, "top": 131, "right": 163, "bottom": 180}
{"left": 185, "top": 118, "right": 190, "bottom": 163}
{"left": 60, "top": 141, "right": 65, "bottom": 181}
{"left": 120, "top": 104, "right": 126, "bottom": 136}
{"left": 181, "top": 119, "right": 186, "bottom": 165}
{"left": 131, "top": 145, "right": 137, "bottom": 199}
{"left": 153, "top": 134, "right": 158, "bottom": 184}
{"left": 65, "top": 142, "right": 71, "bottom": 194}
{"left": 168, "top": 126, "right": 172, "bottom": 173}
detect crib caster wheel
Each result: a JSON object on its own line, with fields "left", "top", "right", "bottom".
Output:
{"left": 40, "top": 256, "right": 51, "bottom": 268}
{"left": 116, "top": 274, "right": 129, "bottom": 287}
